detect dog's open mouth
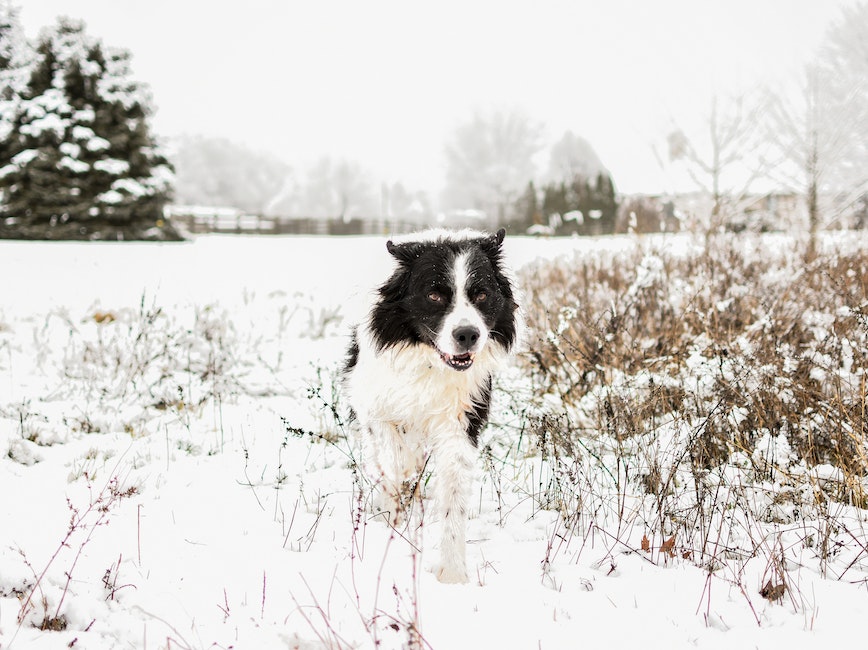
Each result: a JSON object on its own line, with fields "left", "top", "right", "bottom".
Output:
{"left": 440, "top": 351, "right": 474, "bottom": 371}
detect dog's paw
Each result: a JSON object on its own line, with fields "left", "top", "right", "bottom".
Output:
{"left": 433, "top": 563, "right": 469, "bottom": 584}
{"left": 370, "top": 491, "right": 405, "bottom": 527}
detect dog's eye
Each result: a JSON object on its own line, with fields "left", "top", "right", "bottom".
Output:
{"left": 473, "top": 291, "right": 487, "bottom": 304}
{"left": 428, "top": 291, "right": 444, "bottom": 303}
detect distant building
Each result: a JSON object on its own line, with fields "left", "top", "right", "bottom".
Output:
{"left": 615, "top": 195, "right": 682, "bottom": 234}
{"left": 616, "top": 191, "right": 809, "bottom": 234}
{"left": 731, "top": 193, "right": 804, "bottom": 232}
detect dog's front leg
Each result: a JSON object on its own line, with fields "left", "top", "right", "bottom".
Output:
{"left": 431, "top": 428, "right": 476, "bottom": 583}
{"left": 365, "top": 420, "right": 424, "bottom": 527}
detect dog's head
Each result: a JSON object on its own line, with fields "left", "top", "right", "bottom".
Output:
{"left": 370, "top": 228, "right": 518, "bottom": 371}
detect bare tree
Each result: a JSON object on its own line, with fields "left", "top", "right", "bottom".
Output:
{"left": 442, "top": 108, "right": 543, "bottom": 223}
{"left": 663, "top": 92, "right": 769, "bottom": 233}
{"left": 298, "top": 157, "right": 376, "bottom": 220}
{"left": 764, "top": 3, "right": 868, "bottom": 252}
{"left": 261, "top": 157, "right": 379, "bottom": 219}
{"left": 820, "top": 1, "right": 868, "bottom": 197}
{"left": 171, "top": 135, "right": 292, "bottom": 213}
{"left": 546, "top": 130, "right": 606, "bottom": 183}
{"left": 765, "top": 66, "right": 838, "bottom": 247}
{"left": 383, "top": 181, "right": 432, "bottom": 224}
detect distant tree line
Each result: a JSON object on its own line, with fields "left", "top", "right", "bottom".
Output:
{"left": 510, "top": 172, "right": 618, "bottom": 236}
{"left": 0, "top": 8, "right": 178, "bottom": 240}
{"left": 6, "top": 6, "right": 858, "bottom": 241}
{"left": 170, "top": 137, "right": 436, "bottom": 226}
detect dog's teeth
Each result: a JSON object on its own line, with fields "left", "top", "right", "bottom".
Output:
{"left": 441, "top": 351, "right": 474, "bottom": 370}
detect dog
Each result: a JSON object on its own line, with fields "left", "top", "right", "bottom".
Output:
{"left": 343, "top": 228, "right": 519, "bottom": 583}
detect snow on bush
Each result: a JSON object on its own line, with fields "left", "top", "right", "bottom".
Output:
{"left": 518, "top": 232, "right": 868, "bottom": 585}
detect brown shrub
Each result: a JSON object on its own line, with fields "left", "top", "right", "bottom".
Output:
{"left": 518, "top": 235, "right": 868, "bottom": 486}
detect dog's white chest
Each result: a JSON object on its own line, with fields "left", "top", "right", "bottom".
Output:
{"left": 350, "top": 340, "right": 485, "bottom": 432}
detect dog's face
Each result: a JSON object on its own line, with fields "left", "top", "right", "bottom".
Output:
{"left": 370, "top": 229, "right": 517, "bottom": 371}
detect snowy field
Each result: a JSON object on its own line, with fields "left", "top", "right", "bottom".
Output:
{"left": 1, "top": 233, "right": 867, "bottom": 649}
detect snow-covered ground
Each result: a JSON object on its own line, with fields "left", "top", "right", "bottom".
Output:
{"left": 1, "top": 234, "right": 866, "bottom": 649}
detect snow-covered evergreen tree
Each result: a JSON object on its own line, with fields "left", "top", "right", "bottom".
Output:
{"left": 0, "top": 1, "right": 30, "bottom": 100}
{"left": 0, "top": 1, "right": 30, "bottom": 167}
{"left": 0, "top": 16, "right": 178, "bottom": 240}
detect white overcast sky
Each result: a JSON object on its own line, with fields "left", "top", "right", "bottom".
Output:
{"left": 17, "top": 0, "right": 860, "bottom": 194}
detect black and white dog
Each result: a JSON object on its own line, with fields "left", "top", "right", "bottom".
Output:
{"left": 343, "top": 228, "right": 519, "bottom": 583}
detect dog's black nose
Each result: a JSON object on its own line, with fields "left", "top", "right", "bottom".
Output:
{"left": 452, "top": 325, "right": 480, "bottom": 351}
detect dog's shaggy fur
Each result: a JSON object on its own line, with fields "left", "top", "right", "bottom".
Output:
{"left": 343, "top": 228, "right": 519, "bottom": 583}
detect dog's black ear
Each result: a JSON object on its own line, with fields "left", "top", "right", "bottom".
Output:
{"left": 481, "top": 228, "right": 506, "bottom": 257}
{"left": 386, "top": 239, "right": 422, "bottom": 264}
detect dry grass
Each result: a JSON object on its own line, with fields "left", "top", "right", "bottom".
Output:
{"left": 515, "top": 233, "right": 868, "bottom": 584}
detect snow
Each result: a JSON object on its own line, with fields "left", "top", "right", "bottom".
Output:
{"left": 72, "top": 109, "right": 95, "bottom": 124}
{"left": 93, "top": 159, "right": 131, "bottom": 175}
{"left": 84, "top": 136, "right": 111, "bottom": 152}
{"left": 146, "top": 164, "right": 174, "bottom": 189}
{"left": 19, "top": 111, "right": 68, "bottom": 138}
{"left": 71, "top": 125, "right": 111, "bottom": 154}
{"left": 110, "top": 178, "right": 147, "bottom": 197}
{"left": 0, "top": 234, "right": 867, "bottom": 649}
{"left": 10, "top": 150, "right": 39, "bottom": 167}
{"left": 59, "top": 156, "right": 89, "bottom": 173}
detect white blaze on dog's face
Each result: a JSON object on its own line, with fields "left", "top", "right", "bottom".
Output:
{"left": 433, "top": 251, "right": 490, "bottom": 370}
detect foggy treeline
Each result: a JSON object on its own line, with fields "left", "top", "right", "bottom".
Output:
{"left": 1, "top": 2, "right": 866, "bottom": 239}
{"left": 171, "top": 2, "right": 867, "bottom": 237}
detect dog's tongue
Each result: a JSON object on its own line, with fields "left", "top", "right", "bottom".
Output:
{"left": 441, "top": 351, "right": 474, "bottom": 371}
